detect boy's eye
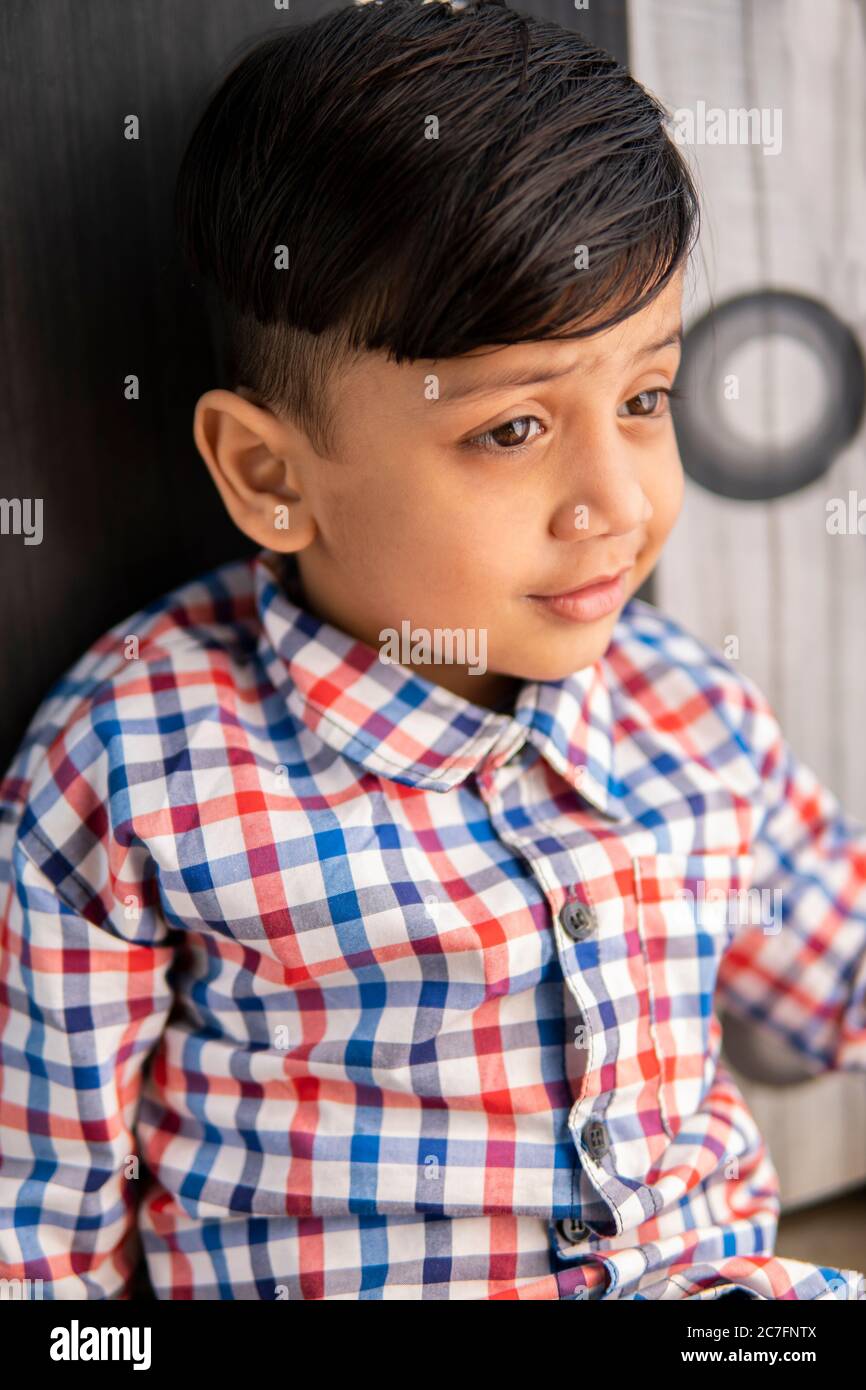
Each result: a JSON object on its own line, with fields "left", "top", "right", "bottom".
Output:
{"left": 619, "top": 387, "right": 680, "bottom": 418}
{"left": 464, "top": 415, "right": 545, "bottom": 455}
{"left": 463, "top": 387, "right": 683, "bottom": 455}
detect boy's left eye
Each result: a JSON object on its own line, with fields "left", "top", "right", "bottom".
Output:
{"left": 619, "top": 387, "right": 680, "bottom": 418}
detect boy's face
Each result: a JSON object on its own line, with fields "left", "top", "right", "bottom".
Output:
{"left": 195, "top": 270, "right": 685, "bottom": 711}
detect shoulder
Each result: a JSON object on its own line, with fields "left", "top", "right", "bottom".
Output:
{"left": 0, "top": 556, "right": 264, "bottom": 861}
{"left": 605, "top": 596, "right": 782, "bottom": 785}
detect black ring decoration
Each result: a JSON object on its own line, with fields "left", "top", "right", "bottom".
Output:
{"left": 671, "top": 290, "right": 866, "bottom": 501}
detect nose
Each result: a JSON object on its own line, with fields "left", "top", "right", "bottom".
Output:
{"left": 549, "top": 448, "right": 653, "bottom": 543}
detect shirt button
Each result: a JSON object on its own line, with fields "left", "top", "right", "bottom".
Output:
{"left": 557, "top": 1217, "right": 592, "bottom": 1244}
{"left": 559, "top": 899, "right": 597, "bottom": 941}
{"left": 583, "top": 1117, "right": 609, "bottom": 1159}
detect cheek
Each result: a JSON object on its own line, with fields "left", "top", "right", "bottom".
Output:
{"left": 645, "top": 452, "right": 684, "bottom": 544}
{"left": 320, "top": 466, "right": 461, "bottom": 590}
{"left": 318, "top": 467, "right": 410, "bottom": 554}
{"left": 318, "top": 436, "right": 521, "bottom": 590}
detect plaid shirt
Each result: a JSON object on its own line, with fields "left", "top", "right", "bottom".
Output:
{"left": 1, "top": 548, "right": 865, "bottom": 1301}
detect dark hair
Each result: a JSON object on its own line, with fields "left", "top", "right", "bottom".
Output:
{"left": 174, "top": 0, "right": 699, "bottom": 456}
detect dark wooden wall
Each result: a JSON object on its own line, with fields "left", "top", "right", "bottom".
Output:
{"left": 0, "top": 0, "right": 630, "bottom": 775}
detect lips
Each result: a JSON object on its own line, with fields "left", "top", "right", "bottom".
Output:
{"left": 530, "top": 563, "right": 634, "bottom": 600}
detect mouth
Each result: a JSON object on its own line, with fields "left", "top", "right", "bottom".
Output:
{"left": 528, "top": 563, "right": 635, "bottom": 601}
{"left": 527, "top": 563, "right": 636, "bottom": 624}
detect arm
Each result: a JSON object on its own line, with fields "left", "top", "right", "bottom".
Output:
{"left": 0, "top": 825, "right": 175, "bottom": 1299}
{"left": 715, "top": 678, "right": 866, "bottom": 1077}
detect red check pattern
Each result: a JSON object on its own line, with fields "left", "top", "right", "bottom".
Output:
{"left": 0, "top": 548, "right": 864, "bottom": 1300}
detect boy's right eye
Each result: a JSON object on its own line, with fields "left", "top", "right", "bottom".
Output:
{"left": 462, "top": 415, "right": 547, "bottom": 455}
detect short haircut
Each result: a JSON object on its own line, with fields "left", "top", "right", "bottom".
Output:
{"left": 174, "top": 0, "right": 699, "bottom": 457}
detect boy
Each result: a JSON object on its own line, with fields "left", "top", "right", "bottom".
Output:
{"left": 1, "top": 0, "right": 865, "bottom": 1300}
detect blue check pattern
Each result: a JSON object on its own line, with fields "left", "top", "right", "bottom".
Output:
{"left": 0, "top": 548, "right": 864, "bottom": 1299}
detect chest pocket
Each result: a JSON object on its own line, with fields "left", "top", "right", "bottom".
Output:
{"left": 632, "top": 851, "right": 755, "bottom": 1141}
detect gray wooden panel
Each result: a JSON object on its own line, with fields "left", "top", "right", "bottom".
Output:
{"left": 628, "top": 0, "right": 866, "bottom": 1209}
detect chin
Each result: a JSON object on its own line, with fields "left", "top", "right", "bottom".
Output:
{"left": 510, "top": 636, "right": 614, "bottom": 684}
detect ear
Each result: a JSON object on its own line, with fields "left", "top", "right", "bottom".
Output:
{"left": 192, "top": 389, "right": 317, "bottom": 552}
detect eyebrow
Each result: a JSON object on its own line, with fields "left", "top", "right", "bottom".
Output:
{"left": 437, "top": 324, "right": 684, "bottom": 403}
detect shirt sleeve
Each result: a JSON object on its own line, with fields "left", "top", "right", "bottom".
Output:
{"left": 714, "top": 675, "right": 866, "bottom": 1078}
{"left": 0, "top": 817, "right": 176, "bottom": 1299}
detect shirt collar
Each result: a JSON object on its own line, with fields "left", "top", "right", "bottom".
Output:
{"left": 254, "top": 549, "right": 623, "bottom": 820}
